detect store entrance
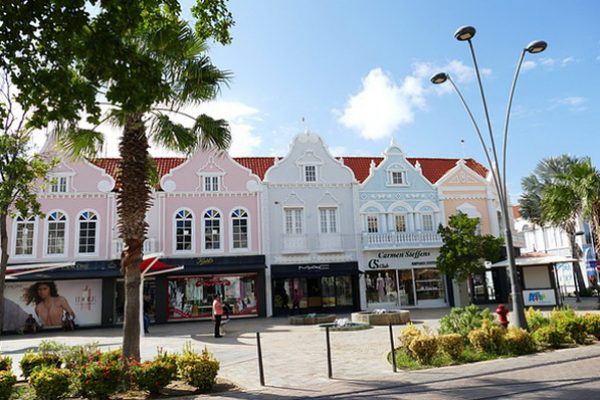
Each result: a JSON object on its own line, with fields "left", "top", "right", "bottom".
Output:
{"left": 306, "top": 278, "right": 322, "bottom": 307}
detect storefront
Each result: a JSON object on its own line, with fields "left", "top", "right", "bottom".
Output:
{"left": 491, "top": 253, "right": 577, "bottom": 308}
{"left": 270, "top": 262, "right": 360, "bottom": 316}
{"left": 3, "top": 256, "right": 266, "bottom": 333}
{"left": 362, "top": 249, "right": 448, "bottom": 309}
{"left": 157, "top": 255, "right": 266, "bottom": 322}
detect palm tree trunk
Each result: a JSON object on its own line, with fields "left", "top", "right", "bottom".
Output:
{"left": 0, "top": 213, "right": 9, "bottom": 335}
{"left": 118, "top": 112, "right": 151, "bottom": 360}
{"left": 565, "top": 222, "right": 586, "bottom": 298}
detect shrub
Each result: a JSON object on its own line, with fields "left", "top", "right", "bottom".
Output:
{"left": 30, "top": 367, "right": 72, "bottom": 400}
{"left": 0, "top": 357, "right": 10, "bottom": 372}
{"left": 0, "top": 371, "right": 16, "bottom": 400}
{"left": 37, "top": 340, "right": 102, "bottom": 369}
{"left": 438, "top": 305, "right": 494, "bottom": 338}
{"left": 525, "top": 307, "right": 550, "bottom": 332}
{"left": 177, "top": 346, "right": 220, "bottom": 392}
{"left": 408, "top": 336, "right": 438, "bottom": 364}
{"left": 437, "top": 334, "right": 464, "bottom": 359}
{"left": 532, "top": 325, "right": 569, "bottom": 348}
{"left": 20, "top": 353, "right": 61, "bottom": 378}
{"left": 99, "top": 349, "right": 123, "bottom": 363}
{"left": 504, "top": 327, "right": 536, "bottom": 355}
{"left": 467, "top": 320, "right": 504, "bottom": 354}
{"left": 399, "top": 324, "right": 422, "bottom": 349}
{"left": 583, "top": 314, "right": 600, "bottom": 339}
{"left": 557, "top": 316, "right": 588, "bottom": 345}
{"left": 135, "top": 360, "right": 177, "bottom": 394}
{"left": 549, "top": 306, "right": 576, "bottom": 323}
{"left": 76, "top": 360, "right": 123, "bottom": 399}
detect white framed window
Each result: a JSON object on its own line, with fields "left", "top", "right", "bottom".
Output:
{"left": 284, "top": 208, "right": 303, "bottom": 234}
{"left": 49, "top": 176, "right": 68, "bottom": 193}
{"left": 422, "top": 214, "right": 434, "bottom": 232}
{"left": 394, "top": 214, "right": 407, "bottom": 232}
{"left": 203, "top": 209, "right": 221, "bottom": 250}
{"left": 175, "top": 209, "right": 194, "bottom": 252}
{"left": 366, "top": 215, "right": 379, "bottom": 233}
{"left": 77, "top": 211, "right": 98, "bottom": 254}
{"left": 319, "top": 207, "right": 337, "bottom": 233}
{"left": 388, "top": 170, "right": 407, "bottom": 186}
{"left": 203, "top": 176, "right": 220, "bottom": 192}
{"left": 46, "top": 211, "right": 67, "bottom": 255}
{"left": 14, "top": 216, "right": 35, "bottom": 256}
{"left": 304, "top": 165, "right": 317, "bottom": 182}
{"left": 231, "top": 208, "right": 249, "bottom": 249}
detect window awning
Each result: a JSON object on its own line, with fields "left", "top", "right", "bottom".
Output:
{"left": 491, "top": 252, "right": 577, "bottom": 268}
{"left": 6, "top": 262, "right": 73, "bottom": 279}
{"left": 140, "top": 254, "right": 183, "bottom": 277}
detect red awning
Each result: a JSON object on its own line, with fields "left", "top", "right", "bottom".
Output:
{"left": 140, "top": 256, "right": 183, "bottom": 277}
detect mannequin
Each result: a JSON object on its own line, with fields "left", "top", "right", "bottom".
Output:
{"left": 376, "top": 273, "right": 385, "bottom": 302}
{"left": 385, "top": 272, "right": 394, "bottom": 302}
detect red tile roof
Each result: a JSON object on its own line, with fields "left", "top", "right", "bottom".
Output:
{"left": 234, "top": 157, "right": 280, "bottom": 179}
{"left": 90, "top": 155, "right": 488, "bottom": 189}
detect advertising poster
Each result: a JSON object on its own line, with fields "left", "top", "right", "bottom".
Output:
{"left": 2, "top": 279, "right": 102, "bottom": 332}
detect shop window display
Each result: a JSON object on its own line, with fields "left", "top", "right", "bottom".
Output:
{"left": 273, "top": 276, "right": 354, "bottom": 313}
{"left": 167, "top": 274, "right": 257, "bottom": 320}
{"left": 366, "top": 271, "right": 397, "bottom": 305}
{"left": 115, "top": 280, "right": 156, "bottom": 324}
{"left": 415, "top": 268, "right": 445, "bottom": 302}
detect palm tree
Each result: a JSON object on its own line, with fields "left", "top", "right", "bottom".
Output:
{"left": 520, "top": 155, "right": 587, "bottom": 294}
{"left": 567, "top": 159, "right": 600, "bottom": 259}
{"left": 56, "top": 22, "right": 231, "bottom": 359}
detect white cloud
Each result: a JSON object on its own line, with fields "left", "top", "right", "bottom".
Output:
{"left": 521, "top": 60, "right": 537, "bottom": 71}
{"left": 328, "top": 146, "right": 348, "bottom": 157}
{"left": 561, "top": 57, "right": 575, "bottom": 66}
{"left": 539, "top": 57, "right": 576, "bottom": 68}
{"left": 338, "top": 60, "right": 489, "bottom": 140}
{"left": 558, "top": 96, "right": 586, "bottom": 106}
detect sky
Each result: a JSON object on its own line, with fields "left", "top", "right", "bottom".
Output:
{"left": 70, "top": 0, "right": 600, "bottom": 200}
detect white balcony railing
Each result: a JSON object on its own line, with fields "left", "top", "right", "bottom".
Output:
{"left": 282, "top": 234, "right": 308, "bottom": 254}
{"left": 362, "top": 231, "right": 442, "bottom": 249}
{"left": 112, "top": 237, "right": 156, "bottom": 258}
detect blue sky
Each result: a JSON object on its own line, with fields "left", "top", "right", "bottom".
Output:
{"left": 170, "top": 0, "right": 599, "bottom": 198}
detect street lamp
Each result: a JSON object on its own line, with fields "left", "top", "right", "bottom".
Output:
{"left": 431, "top": 26, "right": 547, "bottom": 330}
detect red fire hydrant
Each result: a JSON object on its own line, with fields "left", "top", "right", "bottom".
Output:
{"left": 496, "top": 304, "right": 509, "bottom": 328}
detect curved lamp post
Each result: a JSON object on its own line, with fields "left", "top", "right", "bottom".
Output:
{"left": 431, "top": 26, "right": 547, "bottom": 330}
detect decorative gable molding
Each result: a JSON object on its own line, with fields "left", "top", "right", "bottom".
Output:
{"left": 282, "top": 193, "right": 305, "bottom": 208}
{"left": 317, "top": 192, "right": 340, "bottom": 207}
{"left": 295, "top": 150, "right": 323, "bottom": 166}
{"left": 436, "top": 158, "right": 487, "bottom": 187}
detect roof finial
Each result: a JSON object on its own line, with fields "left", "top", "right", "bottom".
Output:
{"left": 369, "top": 159, "right": 376, "bottom": 173}
{"left": 390, "top": 136, "right": 397, "bottom": 147}
{"left": 415, "top": 160, "right": 422, "bottom": 172}
{"left": 302, "top": 116, "right": 309, "bottom": 134}
{"left": 460, "top": 139, "right": 465, "bottom": 160}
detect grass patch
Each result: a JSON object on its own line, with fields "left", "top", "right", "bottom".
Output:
{"left": 389, "top": 345, "right": 501, "bottom": 370}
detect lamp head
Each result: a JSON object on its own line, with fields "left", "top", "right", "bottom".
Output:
{"left": 525, "top": 40, "right": 547, "bottom": 54}
{"left": 430, "top": 72, "right": 448, "bottom": 85}
{"left": 454, "top": 26, "right": 476, "bottom": 41}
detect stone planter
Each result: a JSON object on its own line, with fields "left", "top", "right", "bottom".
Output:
{"left": 351, "top": 310, "right": 411, "bottom": 325}
{"left": 289, "top": 314, "right": 336, "bottom": 325}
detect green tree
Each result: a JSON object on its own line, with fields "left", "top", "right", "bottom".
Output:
{"left": 520, "top": 155, "right": 586, "bottom": 292}
{"left": 437, "top": 213, "right": 504, "bottom": 303}
{"left": 0, "top": 1, "right": 234, "bottom": 359}
{"left": 0, "top": 71, "right": 54, "bottom": 334}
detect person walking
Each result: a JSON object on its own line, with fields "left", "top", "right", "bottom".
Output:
{"left": 292, "top": 289, "right": 301, "bottom": 315}
{"left": 212, "top": 294, "right": 224, "bottom": 338}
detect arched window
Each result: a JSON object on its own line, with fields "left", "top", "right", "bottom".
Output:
{"left": 78, "top": 211, "right": 98, "bottom": 254}
{"left": 175, "top": 209, "right": 194, "bottom": 251}
{"left": 203, "top": 209, "right": 221, "bottom": 250}
{"left": 15, "top": 216, "right": 35, "bottom": 256}
{"left": 231, "top": 208, "right": 249, "bottom": 249}
{"left": 47, "top": 211, "right": 67, "bottom": 255}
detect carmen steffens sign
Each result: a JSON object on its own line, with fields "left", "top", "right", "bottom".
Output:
{"left": 367, "top": 249, "right": 437, "bottom": 269}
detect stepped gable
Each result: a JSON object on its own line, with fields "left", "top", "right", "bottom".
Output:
{"left": 91, "top": 155, "right": 487, "bottom": 188}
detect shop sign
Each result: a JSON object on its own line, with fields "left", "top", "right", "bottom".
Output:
{"left": 367, "top": 249, "right": 438, "bottom": 270}
{"left": 523, "top": 289, "right": 556, "bottom": 306}
{"left": 196, "top": 257, "right": 215, "bottom": 265}
{"left": 297, "top": 264, "right": 330, "bottom": 271}
{"left": 2, "top": 279, "right": 102, "bottom": 332}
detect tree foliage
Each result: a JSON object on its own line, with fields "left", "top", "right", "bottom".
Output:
{"left": 437, "top": 213, "right": 504, "bottom": 282}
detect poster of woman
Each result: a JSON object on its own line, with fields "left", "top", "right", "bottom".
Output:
{"left": 2, "top": 279, "right": 102, "bottom": 332}
{"left": 22, "top": 282, "right": 76, "bottom": 327}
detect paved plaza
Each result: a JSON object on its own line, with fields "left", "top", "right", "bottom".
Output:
{"left": 1, "top": 300, "right": 599, "bottom": 399}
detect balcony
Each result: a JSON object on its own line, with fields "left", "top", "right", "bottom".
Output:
{"left": 112, "top": 237, "right": 157, "bottom": 258}
{"left": 282, "top": 234, "right": 308, "bottom": 254}
{"left": 362, "top": 231, "right": 442, "bottom": 250}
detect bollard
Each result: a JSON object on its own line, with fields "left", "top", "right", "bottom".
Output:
{"left": 326, "top": 326, "right": 332, "bottom": 379}
{"left": 256, "top": 332, "right": 265, "bottom": 386}
{"left": 388, "top": 323, "right": 397, "bottom": 373}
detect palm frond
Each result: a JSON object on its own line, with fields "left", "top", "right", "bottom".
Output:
{"left": 148, "top": 114, "right": 197, "bottom": 154}
{"left": 192, "top": 113, "right": 231, "bottom": 151}
{"left": 55, "top": 124, "right": 104, "bottom": 160}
